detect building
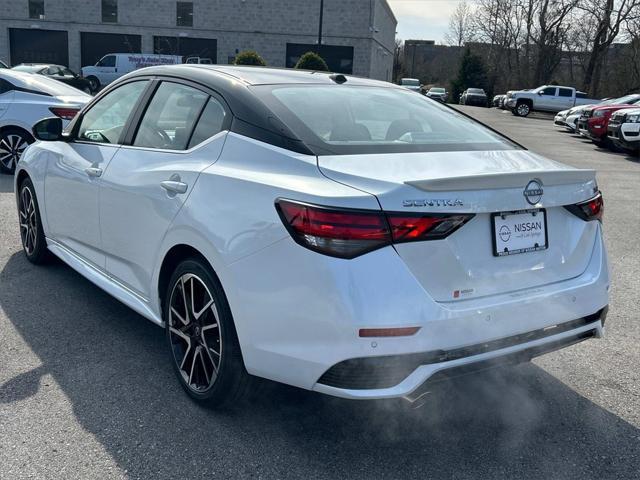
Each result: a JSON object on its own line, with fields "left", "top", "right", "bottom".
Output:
{"left": 0, "top": 0, "right": 396, "bottom": 81}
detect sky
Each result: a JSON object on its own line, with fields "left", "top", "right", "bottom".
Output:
{"left": 387, "top": 0, "right": 462, "bottom": 43}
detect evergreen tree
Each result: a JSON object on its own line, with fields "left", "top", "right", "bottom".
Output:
{"left": 450, "top": 48, "right": 488, "bottom": 103}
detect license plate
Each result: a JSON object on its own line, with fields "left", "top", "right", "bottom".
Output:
{"left": 492, "top": 209, "right": 548, "bottom": 257}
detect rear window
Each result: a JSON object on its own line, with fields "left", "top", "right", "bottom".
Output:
{"left": 468, "top": 88, "right": 485, "bottom": 94}
{"left": 258, "top": 85, "right": 517, "bottom": 155}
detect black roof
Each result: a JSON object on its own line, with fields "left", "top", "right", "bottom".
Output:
{"left": 127, "top": 64, "right": 393, "bottom": 87}
{"left": 109, "top": 65, "right": 399, "bottom": 155}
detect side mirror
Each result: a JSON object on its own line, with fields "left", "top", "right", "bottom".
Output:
{"left": 33, "top": 117, "right": 64, "bottom": 141}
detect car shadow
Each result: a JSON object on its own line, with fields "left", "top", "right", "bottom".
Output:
{"left": 1, "top": 252, "right": 639, "bottom": 479}
{"left": 0, "top": 173, "right": 14, "bottom": 194}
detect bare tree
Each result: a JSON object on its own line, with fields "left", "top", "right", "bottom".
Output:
{"left": 445, "top": 1, "right": 476, "bottom": 46}
{"left": 579, "top": 0, "right": 640, "bottom": 96}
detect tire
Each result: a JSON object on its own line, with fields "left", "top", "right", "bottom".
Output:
{"left": 82, "top": 86, "right": 92, "bottom": 94}
{"left": 514, "top": 102, "right": 531, "bottom": 117}
{"left": 0, "top": 128, "right": 33, "bottom": 175}
{"left": 86, "top": 76, "right": 100, "bottom": 93}
{"left": 164, "top": 258, "right": 253, "bottom": 408}
{"left": 17, "top": 177, "right": 49, "bottom": 264}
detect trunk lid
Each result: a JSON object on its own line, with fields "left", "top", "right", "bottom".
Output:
{"left": 318, "top": 149, "right": 599, "bottom": 302}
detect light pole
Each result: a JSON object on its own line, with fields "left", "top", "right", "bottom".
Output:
{"left": 317, "top": 0, "right": 324, "bottom": 54}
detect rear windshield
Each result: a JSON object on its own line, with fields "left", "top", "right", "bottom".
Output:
{"left": 401, "top": 79, "right": 420, "bottom": 86}
{"left": 11, "top": 72, "right": 85, "bottom": 97}
{"left": 257, "top": 85, "right": 517, "bottom": 155}
{"left": 430, "top": 88, "right": 445, "bottom": 93}
{"left": 468, "top": 88, "right": 485, "bottom": 94}
{"left": 611, "top": 94, "right": 640, "bottom": 105}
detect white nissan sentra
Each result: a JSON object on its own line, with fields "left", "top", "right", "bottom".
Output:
{"left": 16, "top": 66, "right": 609, "bottom": 408}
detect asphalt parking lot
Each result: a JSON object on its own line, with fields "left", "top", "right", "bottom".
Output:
{"left": 1, "top": 106, "right": 639, "bottom": 480}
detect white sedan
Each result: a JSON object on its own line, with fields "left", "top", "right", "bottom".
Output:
{"left": 16, "top": 66, "right": 609, "bottom": 408}
{"left": 0, "top": 69, "right": 90, "bottom": 174}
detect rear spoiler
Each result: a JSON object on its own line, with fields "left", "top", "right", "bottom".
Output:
{"left": 406, "top": 169, "right": 596, "bottom": 192}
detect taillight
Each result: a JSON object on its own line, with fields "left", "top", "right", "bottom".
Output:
{"left": 565, "top": 192, "right": 603, "bottom": 222}
{"left": 276, "top": 199, "right": 474, "bottom": 259}
{"left": 49, "top": 107, "right": 79, "bottom": 120}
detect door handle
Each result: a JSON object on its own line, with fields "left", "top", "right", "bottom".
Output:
{"left": 85, "top": 167, "right": 103, "bottom": 177}
{"left": 161, "top": 180, "right": 188, "bottom": 195}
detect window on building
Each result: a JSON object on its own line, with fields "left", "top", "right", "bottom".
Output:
{"left": 29, "top": 0, "right": 45, "bottom": 19}
{"left": 176, "top": 2, "right": 193, "bottom": 27}
{"left": 102, "top": 0, "right": 118, "bottom": 23}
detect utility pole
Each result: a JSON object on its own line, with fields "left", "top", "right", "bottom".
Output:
{"left": 317, "top": 0, "right": 324, "bottom": 54}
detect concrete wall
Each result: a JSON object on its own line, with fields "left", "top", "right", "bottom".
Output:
{"left": 0, "top": 0, "right": 396, "bottom": 80}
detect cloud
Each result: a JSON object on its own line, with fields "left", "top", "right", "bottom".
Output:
{"left": 387, "top": 0, "right": 460, "bottom": 42}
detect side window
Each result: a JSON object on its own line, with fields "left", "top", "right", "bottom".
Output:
{"left": 98, "top": 55, "right": 116, "bottom": 67}
{"left": 188, "top": 97, "right": 227, "bottom": 148}
{"left": 62, "top": 68, "right": 75, "bottom": 76}
{"left": 47, "top": 66, "right": 61, "bottom": 76}
{"left": 0, "top": 79, "right": 12, "bottom": 95}
{"left": 541, "top": 87, "right": 557, "bottom": 96}
{"left": 133, "top": 82, "right": 208, "bottom": 150}
{"left": 558, "top": 88, "right": 573, "bottom": 98}
{"left": 78, "top": 81, "right": 147, "bottom": 144}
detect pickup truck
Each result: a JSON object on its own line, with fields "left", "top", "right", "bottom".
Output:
{"left": 506, "top": 85, "right": 599, "bottom": 117}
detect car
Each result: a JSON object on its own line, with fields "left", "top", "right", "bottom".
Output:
{"left": 426, "top": 87, "right": 448, "bottom": 102}
{"left": 12, "top": 64, "right": 93, "bottom": 94}
{"left": 16, "top": 65, "right": 609, "bottom": 408}
{"left": 506, "top": 86, "right": 600, "bottom": 117}
{"left": 461, "top": 88, "right": 488, "bottom": 107}
{"left": 400, "top": 78, "right": 422, "bottom": 93}
{"left": 554, "top": 109, "right": 570, "bottom": 127}
{"left": 576, "top": 94, "right": 640, "bottom": 145}
{"left": 81, "top": 53, "right": 182, "bottom": 92}
{"left": 493, "top": 94, "right": 506, "bottom": 108}
{"left": 560, "top": 98, "right": 625, "bottom": 134}
{"left": 0, "top": 69, "right": 90, "bottom": 174}
{"left": 607, "top": 108, "right": 640, "bottom": 153}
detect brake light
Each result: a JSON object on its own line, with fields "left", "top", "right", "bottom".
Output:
{"left": 565, "top": 192, "right": 603, "bottom": 222}
{"left": 276, "top": 199, "right": 474, "bottom": 259}
{"left": 49, "top": 107, "right": 79, "bottom": 120}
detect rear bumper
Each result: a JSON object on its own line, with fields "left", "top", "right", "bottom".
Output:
{"left": 315, "top": 312, "right": 605, "bottom": 400}
{"left": 228, "top": 223, "right": 609, "bottom": 399}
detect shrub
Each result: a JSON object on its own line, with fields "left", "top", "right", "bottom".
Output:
{"left": 234, "top": 50, "right": 267, "bottom": 66}
{"left": 294, "top": 51, "right": 329, "bottom": 72}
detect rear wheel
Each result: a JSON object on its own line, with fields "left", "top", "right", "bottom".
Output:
{"left": 164, "top": 258, "right": 253, "bottom": 408}
{"left": 86, "top": 76, "right": 100, "bottom": 93}
{"left": 18, "top": 177, "right": 49, "bottom": 264}
{"left": 0, "top": 129, "right": 33, "bottom": 174}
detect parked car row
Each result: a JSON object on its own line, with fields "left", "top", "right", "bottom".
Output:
{"left": 554, "top": 93, "right": 640, "bottom": 154}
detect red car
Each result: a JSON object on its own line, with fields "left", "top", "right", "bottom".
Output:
{"left": 579, "top": 95, "right": 640, "bottom": 147}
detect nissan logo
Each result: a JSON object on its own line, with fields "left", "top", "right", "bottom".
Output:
{"left": 524, "top": 179, "right": 543, "bottom": 205}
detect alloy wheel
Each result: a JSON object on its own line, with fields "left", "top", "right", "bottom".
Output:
{"left": 517, "top": 104, "right": 530, "bottom": 116}
{"left": 0, "top": 134, "right": 29, "bottom": 171}
{"left": 168, "top": 273, "right": 222, "bottom": 393}
{"left": 19, "top": 185, "right": 38, "bottom": 256}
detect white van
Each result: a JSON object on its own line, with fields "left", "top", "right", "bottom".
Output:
{"left": 81, "top": 53, "right": 182, "bottom": 92}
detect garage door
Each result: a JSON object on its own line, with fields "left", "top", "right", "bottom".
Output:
{"left": 154, "top": 37, "right": 217, "bottom": 63}
{"left": 9, "top": 28, "right": 68, "bottom": 66}
{"left": 81, "top": 32, "right": 141, "bottom": 67}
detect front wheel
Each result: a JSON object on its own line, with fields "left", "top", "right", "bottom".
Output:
{"left": 0, "top": 129, "right": 33, "bottom": 174}
{"left": 514, "top": 102, "right": 531, "bottom": 117}
{"left": 164, "top": 258, "right": 253, "bottom": 408}
{"left": 18, "top": 177, "right": 49, "bottom": 264}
